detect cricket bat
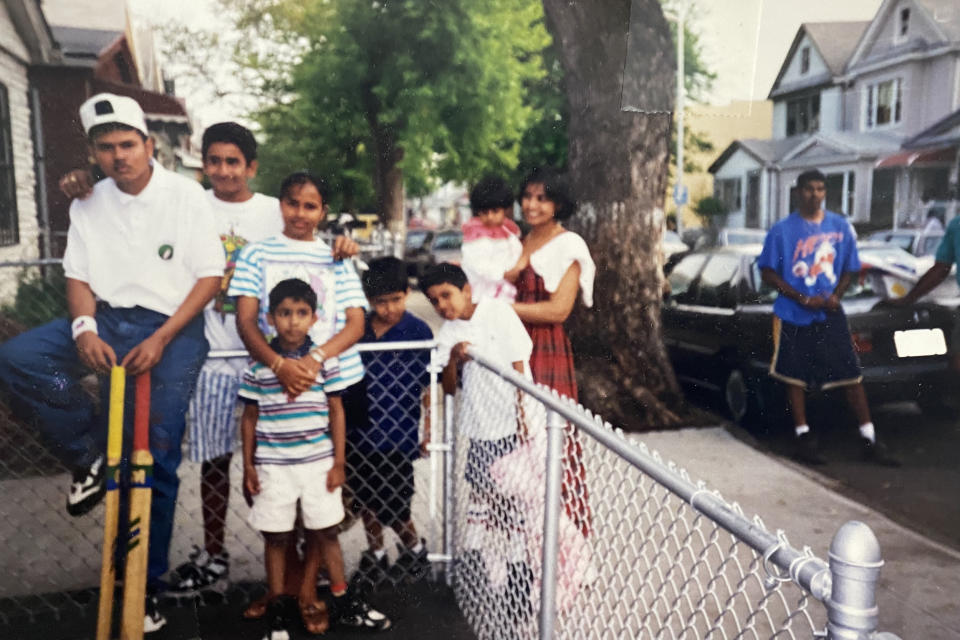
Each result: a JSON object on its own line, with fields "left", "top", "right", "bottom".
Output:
{"left": 121, "top": 372, "right": 153, "bottom": 640}
{"left": 96, "top": 366, "right": 125, "bottom": 640}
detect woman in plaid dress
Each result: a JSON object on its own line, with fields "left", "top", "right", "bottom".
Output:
{"left": 512, "top": 167, "right": 596, "bottom": 536}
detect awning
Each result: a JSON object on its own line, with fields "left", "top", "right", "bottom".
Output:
{"left": 875, "top": 146, "right": 957, "bottom": 168}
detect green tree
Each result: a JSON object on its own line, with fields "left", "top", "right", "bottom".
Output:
{"left": 219, "top": 0, "right": 550, "bottom": 226}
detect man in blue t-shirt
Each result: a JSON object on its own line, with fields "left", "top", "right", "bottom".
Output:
{"left": 758, "top": 169, "right": 896, "bottom": 466}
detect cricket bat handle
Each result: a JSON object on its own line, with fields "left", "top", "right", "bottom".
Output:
{"left": 120, "top": 372, "right": 152, "bottom": 640}
{"left": 96, "top": 366, "right": 125, "bottom": 640}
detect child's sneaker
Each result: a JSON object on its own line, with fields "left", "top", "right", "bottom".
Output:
{"left": 332, "top": 590, "right": 392, "bottom": 631}
{"left": 388, "top": 539, "right": 429, "bottom": 583}
{"left": 351, "top": 549, "right": 389, "bottom": 591}
{"left": 144, "top": 595, "right": 167, "bottom": 634}
{"left": 262, "top": 596, "right": 292, "bottom": 640}
{"left": 169, "top": 546, "right": 229, "bottom": 595}
{"left": 66, "top": 454, "right": 105, "bottom": 516}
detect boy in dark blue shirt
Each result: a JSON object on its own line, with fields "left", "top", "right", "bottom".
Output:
{"left": 347, "top": 257, "right": 434, "bottom": 588}
{"left": 758, "top": 168, "right": 896, "bottom": 466}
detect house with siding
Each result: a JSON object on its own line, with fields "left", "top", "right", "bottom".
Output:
{"left": 709, "top": 0, "right": 960, "bottom": 231}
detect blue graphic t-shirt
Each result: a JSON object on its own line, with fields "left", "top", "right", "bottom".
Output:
{"left": 757, "top": 210, "right": 860, "bottom": 326}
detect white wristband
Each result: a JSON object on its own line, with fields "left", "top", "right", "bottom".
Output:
{"left": 71, "top": 315, "right": 98, "bottom": 340}
{"left": 310, "top": 347, "right": 327, "bottom": 363}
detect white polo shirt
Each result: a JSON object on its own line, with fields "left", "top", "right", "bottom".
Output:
{"left": 62, "top": 163, "right": 225, "bottom": 317}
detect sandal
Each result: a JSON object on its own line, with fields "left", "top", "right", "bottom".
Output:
{"left": 242, "top": 595, "right": 269, "bottom": 620}
{"left": 299, "top": 599, "right": 329, "bottom": 635}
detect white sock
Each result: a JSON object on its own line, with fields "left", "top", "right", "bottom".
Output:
{"left": 373, "top": 548, "right": 386, "bottom": 560}
{"left": 411, "top": 541, "right": 424, "bottom": 553}
{"left": 859, "top": 422, "right": 876, "bottom": 443}
{"left": 795, "top": 424, "right": 810, "bottom": 437}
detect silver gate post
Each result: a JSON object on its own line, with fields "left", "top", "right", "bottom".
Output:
{"left": 443, "top": 393, "right": 456, "bottom": 586}
{"left": 826, "top": 521, "right": 897, "bottom": 639}
{"left": 539, "top": 409, "right": 565, "bottom": 639}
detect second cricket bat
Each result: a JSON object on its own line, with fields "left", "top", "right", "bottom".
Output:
{"left": 96, "top": 366, "right": 125, "bottom": 640}
{"left": 121, "top": 372, "right": 153, "bottom": 640}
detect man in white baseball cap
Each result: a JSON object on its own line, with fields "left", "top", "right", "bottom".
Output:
{"left": 0, "top": 92, "right": 225, "bottom": 632}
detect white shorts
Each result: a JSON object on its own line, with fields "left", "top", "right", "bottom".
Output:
{"left": 186, "top": 365, "right": 243, "bottom": 462}
{"left": 248, "top": 457, "right": 345, "bottom": 532}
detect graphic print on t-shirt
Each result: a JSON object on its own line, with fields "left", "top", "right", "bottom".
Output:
{"left": 791, "top": 231, "right": 843, "bottom": 287}
{"left": 215, "top": 230, "right": 248, "bottom": 316}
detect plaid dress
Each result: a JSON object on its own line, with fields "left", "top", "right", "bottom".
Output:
{"left": 516, "top": 264, "right": 591, "bottom": 536}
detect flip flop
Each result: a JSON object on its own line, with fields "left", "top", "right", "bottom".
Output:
{"left": 299, "top": 599, "right": 329, "bottom": 635}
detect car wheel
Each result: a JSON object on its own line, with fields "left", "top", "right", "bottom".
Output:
{"left": 724, "top": 369, "right": 750, "bottom": 423}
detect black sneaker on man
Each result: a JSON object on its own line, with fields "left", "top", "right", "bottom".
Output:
{"left": 144, "top": 594, "right": 168, "bottom": 634}
{"left": 169, "top": 546, "right": 230, "bottom": 596}
{"left": 66, "top": 454, "right": 105, "bottom": 516}
{"left": 388, "top": 540, "right": 429, "bottom": 583}
{"left": 351, "top": 549, "right": 390, "bottom": 592}
{"left": 261, "top": 596, "right": 292, "bottom": 640}
{"left": 793, "top": 432, "right": 826, "bottom": 466}
{"left": 332, "top": 590, "right": 392, "bottom": 631}
{"left": 860, "top": 438, "right": 901, "bottom": 467}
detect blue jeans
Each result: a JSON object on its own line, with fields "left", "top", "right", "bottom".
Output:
{"left": 0, "top": 305, "right": 208, "bottom": 585}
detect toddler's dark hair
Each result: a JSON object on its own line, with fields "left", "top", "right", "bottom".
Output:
{"left": 470, "top": 175, "right": 515, "bottom": 214}
{"left": 419, "top": 263, "right": 468, "bottom": 292}
{"left": 363, "top": 256, "right": 409, "bottom": 299}
{"left": 268, "top": 278, "right": 317, "bottom": 313}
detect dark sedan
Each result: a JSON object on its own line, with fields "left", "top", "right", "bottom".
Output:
{"left": 662, "top": 245, "right": 955, "bottom": 428}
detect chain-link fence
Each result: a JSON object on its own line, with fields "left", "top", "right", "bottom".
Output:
{"left": 0, "top": 256, "right": 903, "bottom": 639}
{"left": 0, "top": 258, "right": 442, "bottom": 637}
{"left": 455, "top": 346, "right": 902, "bottom": 640}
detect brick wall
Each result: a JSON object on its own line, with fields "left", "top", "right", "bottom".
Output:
{"left": 0, "top": 3, "right": 41, "bottom": 304}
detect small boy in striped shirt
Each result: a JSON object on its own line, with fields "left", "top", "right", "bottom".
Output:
{"left": 240, "top": 278, "right": 390, "bottom": 638}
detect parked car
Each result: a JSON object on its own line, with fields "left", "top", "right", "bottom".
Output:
{"left": 866, "top": 228, "right": 943, "bottom": 257}
{"left": 404, "top": 229, "right": 436, "bottom": 278}
{"left": 662, "top": 244, "right": 955, "bottom": 428}
{"left": 693, "top": 228, "right": 768, "bottom": 251}
{"left": 427, "top": 229, "right": 463, "bottom": 269}
{"left": 663, "top": 230, "right": 689, "bottom": 262}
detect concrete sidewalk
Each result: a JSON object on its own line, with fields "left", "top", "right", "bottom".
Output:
{"left": 635, "top": 426, "right": 960, "bottom": 639}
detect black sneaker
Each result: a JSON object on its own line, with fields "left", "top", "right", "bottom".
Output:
{"left": 388, "top": 540, "right": 429, "bottom": 583}
{"left": 332, "top": 591, "right": 392, "bottom": 631}
{"left": 793, "top": 432, "right": 826, "bottom": 465}
{"left": 351, "top": 549, "right": 390, "bottom": 592}
{"left": 66, "top": 454, "right": 105, "bottom": 516}
{"left": 169, "top": 546, "right": 230, "bottom": 596}
{"left": 261, "top": 596, "right": 292, "bottom": 640}
{"left": 861, "top": 438, "right": 901, "bottom": 467}
{"left": 144, "top": 594, "right": 167, "bottom": 634}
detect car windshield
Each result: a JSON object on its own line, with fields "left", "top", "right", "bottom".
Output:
{"left": 887, "top": 234, "right": 915, "bottom": 252}
{"left": 405, "top": 230, "right": 430, "bottom": 249}
{"left": 432, "top": 232, "right": 462, "bottom": 250}
{"left": 919, "top": 234, "right": 943, "bottom": 256}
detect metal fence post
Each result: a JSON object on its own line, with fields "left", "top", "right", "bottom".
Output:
{"left": 826, "top": 520, "right": 898, "bottom": 640}
{"left": 443, "top": 392, "right": 457, "bottom": 587}
{"left": 539, "top": 409, "right": 565, "bottom": 639}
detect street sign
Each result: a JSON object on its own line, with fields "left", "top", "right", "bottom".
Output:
{"left": 673, "top": 183, "right": 688, "bottom": 206}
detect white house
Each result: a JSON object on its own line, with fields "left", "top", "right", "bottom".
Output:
{"left": 710, "top": 0, "right": 960, "bottom": 230}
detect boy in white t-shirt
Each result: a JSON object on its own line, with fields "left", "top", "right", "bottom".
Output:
{"left": 420, "top": 262, "right": 533, "bottom": 603}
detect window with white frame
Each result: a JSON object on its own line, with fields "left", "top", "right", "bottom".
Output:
{"left": 786, "top": 93, "right": 820, "bottom": 136}
{"left": 865, "top": 78, "right": 902, "bottom": 129}
{"left": 715, "top": 178, "right": 742, "bottom": 212}
{"left": 824, "top": 171, "right": 855, "bottom": 216}
{"left": 800, "top": 46, "right": 810, "bottom": 74}
{"left": 0, "top": 84, "right": 19, "bottom": 247}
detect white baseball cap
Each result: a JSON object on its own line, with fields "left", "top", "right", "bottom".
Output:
{"left": 79, "top": 93, "right": 148, "bottom": 137}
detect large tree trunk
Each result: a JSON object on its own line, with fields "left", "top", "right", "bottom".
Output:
{"left": 541, "top": 0, "right": 683, "bottom": 428}
{"left": 371, "top": 126, "right": 406, "bottom": 235}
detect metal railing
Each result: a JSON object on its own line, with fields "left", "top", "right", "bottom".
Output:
{"left": 458, "top": 346, "right": 902, "bottom": 640}
{"left": 0, "top": 257, "right": 904, "bottom": 639}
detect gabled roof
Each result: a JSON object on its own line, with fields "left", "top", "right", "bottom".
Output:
{"left": 846, "top": 0, "right": 960, "bottom": 74}
{"left": 708, "top": 137, "right": 804, "bottom": 173}
{"left": 903, "top": 107, "right": 960, "bottom": 148}
{"left": 709, "top": 130, "right": 903, "bottom": 173}
{"left": 768, "top": 22, "right": 869, "bottom": 98}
